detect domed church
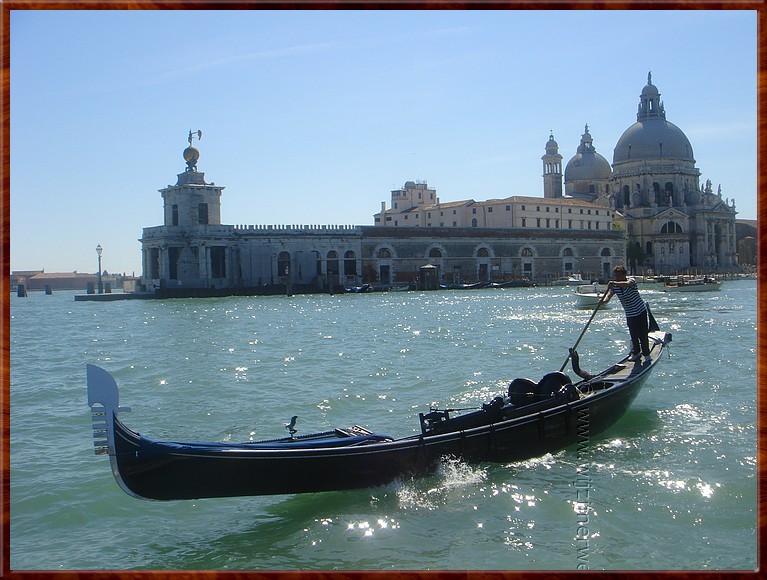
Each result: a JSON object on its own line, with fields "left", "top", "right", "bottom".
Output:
{"left": 552, "top": 73, "right": 737, "bottom": 274}
{"left": 609, "top": 73, "right": 737, "bottom": 273}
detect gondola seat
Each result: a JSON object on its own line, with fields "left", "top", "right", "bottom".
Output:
{"left": 508, "top": 371, "right": 573, "bottom": 405}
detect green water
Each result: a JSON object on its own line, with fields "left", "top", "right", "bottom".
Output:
{"left": 9, "top": 282, "right": 757, "bottom": 570}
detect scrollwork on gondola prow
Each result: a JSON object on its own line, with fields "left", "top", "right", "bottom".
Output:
{"left": 87, "top": 365, "right": 131, "bottom": 457}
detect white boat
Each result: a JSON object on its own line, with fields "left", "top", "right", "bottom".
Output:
{"left": 554, "top": 274, "right": 585, "bottom": 286}
{"left": 660, "top": 277, "right": 722, "bottom": 293}
{"left": 575, "top": 284, "right": 610, "bottom": 307}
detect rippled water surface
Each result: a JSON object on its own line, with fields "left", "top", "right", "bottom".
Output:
{"left": 9, "top": 282, "right": 757, "bottom": 570}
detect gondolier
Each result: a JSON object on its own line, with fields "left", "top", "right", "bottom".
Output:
{"left": 602, "top": 265, "right": 650, "bottom": 363}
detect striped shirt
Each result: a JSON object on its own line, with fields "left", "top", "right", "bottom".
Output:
{"left": 609, "top": 278, "right": 647, "bottom": 317}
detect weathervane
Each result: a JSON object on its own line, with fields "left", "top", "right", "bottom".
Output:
{"left": 188, "top": 129, "right": 202, "bottom": 146}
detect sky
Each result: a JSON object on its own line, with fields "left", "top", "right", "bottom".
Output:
{"left": 8, "top": 10, "right": 758, "bottom": 276}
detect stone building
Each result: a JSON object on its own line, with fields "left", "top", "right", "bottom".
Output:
{"left": 140, "top": 139, "right": 623, "bottom": 295}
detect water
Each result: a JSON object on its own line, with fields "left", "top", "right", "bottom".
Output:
{"left": 9, "top": 282, "right": 757, "bottom": 570}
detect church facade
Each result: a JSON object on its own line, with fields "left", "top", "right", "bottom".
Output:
{"left": 139, "top": 75, "right": 740, "bottom": 295}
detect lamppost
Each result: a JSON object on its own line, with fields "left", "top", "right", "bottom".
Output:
{"left": 96, "top": 244, "right": 103, "bottom": 294}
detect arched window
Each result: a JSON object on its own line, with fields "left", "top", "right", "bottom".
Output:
{"left": 429, "top": 248, "right": 443, "bottom": 259}
{"left": 563, "top": 248, "right": 574, "bottom": 257}
{"left": 377, "top": 248, "right": 392, "bottom": 259}
{"left": 471, "top": 218, "right": 478, "bottom": 227}
{"left": 344, "top": 251, "right": 357, "bottom": 276}
{"left": 601, "top": 248, "right": 612, "bottom": 257}
{"left": 660, "top": 221, "right": 683, "bottom": 234}
{"left": 327, "top": 251, "right": 339, "bottom": 275}
{"left": 521, "top": 247, "right": 534, "bottom": 257}
{"left": 277, "top": 251, "right": 290, "bottom": 276}
{"left": 653, "top": 183, "right": 661, "bottom": 205}
{"left": 477, "top": 248, "right": 490, "bottom": 258}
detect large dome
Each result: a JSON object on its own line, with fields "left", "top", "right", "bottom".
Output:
{"left": 613, "top": 118, "right": 694, "bottom": 164}
{"left": 613, "top": 73, "right": 695, "bottom": 165}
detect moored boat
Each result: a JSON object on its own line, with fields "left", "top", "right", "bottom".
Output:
{"left": 87, "top": 329, "right": 671, "bottom": 501}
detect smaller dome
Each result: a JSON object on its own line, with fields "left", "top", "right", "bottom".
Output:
{"left": 404, "top": 181, "right": 416, "bottom": 189}
{"left": 641, "top": 71, "right": 659, "bottom": 97}
{"left": 641, "top": 82, "right": 659, "bottom": 97}
{"left": 545, "top": 132, "right": 559, "bottom": 154}
{"left": 564, "top": 125, "right": 611, "bottom": 182}
{"left": 565, "top": 151, "right": 612, "bottom": 182}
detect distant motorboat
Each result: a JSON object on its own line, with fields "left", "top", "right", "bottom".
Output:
{"left": 661, "top": 277, "right": 722, "bottom": 293}
{"left": 575, "top": 284, "right": 610, "bottom": 308}
{"left": 554, "top": 274, "right": 585, "bottom": 286}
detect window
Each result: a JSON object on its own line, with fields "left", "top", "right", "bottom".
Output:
{"left": 536, "top": 218, "right": 541, "bottom": 227}
{"left": 546, "top": 207, "right": 550, "bottom": 213}
{"left": 506, "top": 205, "right": 511, "bottom": 211}
{"left": 378, "top": 248, "right": 392, "bottom": 259}
{"left": 563, "top": 248, "right": 574, "bottom": 256}
{"left": 171, "top": 204, "right": 179, "bottom": 226}
{"left": 522, "top": 218, "right": 526, "bottom": 227}
{"left": 168, "top": 247, "right": 180, "bottom": 279}
{"left": 521, "top": 248, "right": 533, "bottom": 257}
{"left": 277, "top": 251, "right": 291, "bottom": 277}
{"left": 472, "top": 218, "right": 478, "bottom": 227}
{"left": 211, "top": 246, "right": 226, "bottom": 278}
{"left": 472, "top": 208, "right": 477, "bottom": 214}
{"left": 488, "top": 207, "right": 493, "bottom": 213}
{"left": 198, "top": 203, "right": 209, "bottom": 224}
{"left": 546, "top": 218, "right": 550, "bottom": 228}
{"left": 521, "top": 205, "right": 526, "bottom": 211}
{"left": 429, "top": 248, "right": 443, "bottom": 259}
{"left": 344, "top": 251, "right": 357, "bottom": 276}
{"left": 660, "top": 221, "right": 683, "bottom": 234}
{"left": 327, "top": 251, "right": 339, "bottom": 275}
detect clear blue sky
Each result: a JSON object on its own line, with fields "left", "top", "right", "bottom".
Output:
{"left": 9, "top": 10, "right": 757, "bottom": 276}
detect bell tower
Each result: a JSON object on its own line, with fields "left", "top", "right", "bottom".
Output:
{"left": 542, "top": 132, "right": 563, "bottom": 198}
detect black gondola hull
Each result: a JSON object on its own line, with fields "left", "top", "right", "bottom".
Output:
{"left": 89, "top": 331, "right": 669, "bottom": 500}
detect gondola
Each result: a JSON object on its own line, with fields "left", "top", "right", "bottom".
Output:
{"left": 87, "top": 330, "right": 671, "bottom": 501}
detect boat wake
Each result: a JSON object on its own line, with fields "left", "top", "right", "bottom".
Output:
{"left": 394, "top": 457, "right": 487, "bottom": 510}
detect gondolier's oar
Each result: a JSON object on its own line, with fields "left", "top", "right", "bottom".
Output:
{"left": 559, "top": 292, "right": 607, "bottom": 372}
